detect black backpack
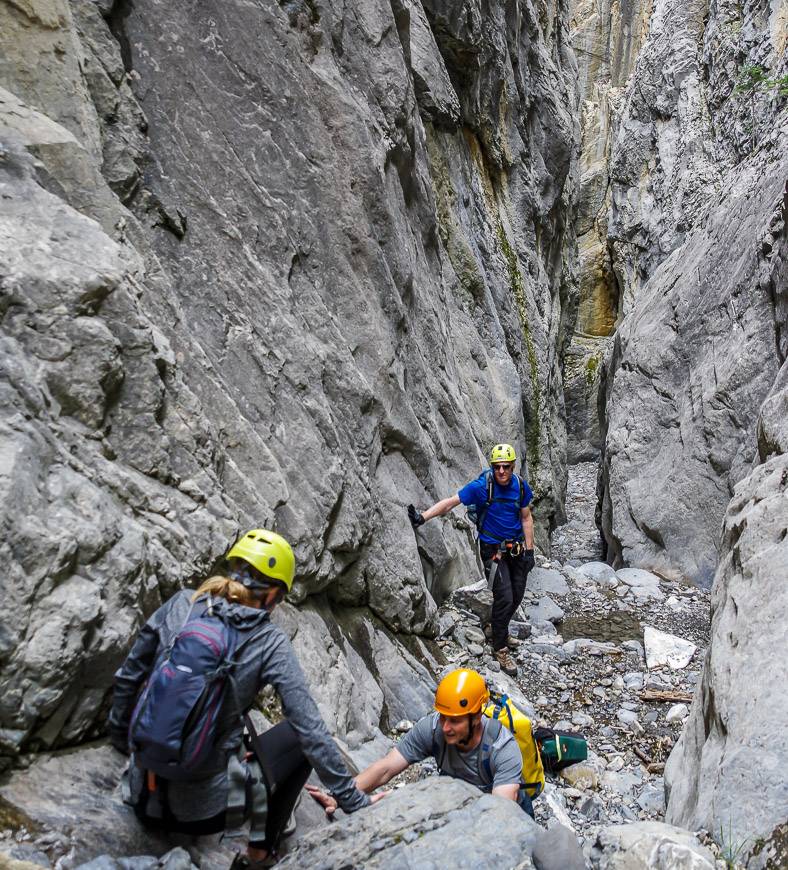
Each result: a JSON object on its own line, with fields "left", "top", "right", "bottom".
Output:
{"left": 466, "top": 469, "right": 528, "bottom": 538}
{"left": 128, "top": 597, "right": 263, "bottom": 782}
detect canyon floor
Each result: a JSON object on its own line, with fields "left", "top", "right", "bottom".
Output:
{"left": 0, "top": 461, "right": 721, "bottom": 869}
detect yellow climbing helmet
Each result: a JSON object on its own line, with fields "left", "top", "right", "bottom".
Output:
{"left": 226, "top": 529, "right": 296, "bottom": 591}
{"left": 490, "top": 443, "right": 516, "bottom": 464}
{"left": 434, "top": 669, "right": 490, "bottom": 716}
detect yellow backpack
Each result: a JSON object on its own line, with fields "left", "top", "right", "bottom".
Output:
{"left": 483, "top": 692, "right": 545, "bottom": 798}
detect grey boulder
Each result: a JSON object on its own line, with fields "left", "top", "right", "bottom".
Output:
{"left": 525, "top": 596, "right": 565, "bottom": 625}
{"left": 278, "top": 778, "right": 539, "bottom": 868}
{"left": 665, "top": 363, "right": 788, "bottom": 865}
{"left": 76, "top": 848, "right": 196, "bottom": 870}
{"left": 451, "top": 579, "right": 494, "bottom": 624}
{"left": 532, "top": 824, "right": 586, "bottom": 870}
{"left": 526, "top": 568, "right": 570, "bottom": 597}
{"left": 588, "top": 821, "right": 716, "bottom": 869}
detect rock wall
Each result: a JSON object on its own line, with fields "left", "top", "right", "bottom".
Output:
{"left": 664, "top": 357, "right": 788, "bottom": 864}
{"left": 569, "top": 2, "right": 787, "bottom": 857}
{"left": 0, "top": 0, "right": 578, "bottom": 761}
{"left": 595, "top": 0, "right": 787, "bottom": 581}
{"left": 599, "top": 132, "right": 787, "bottom": 583}
{"left": 563, "top": 0, "right": 653, "bottom": 466}
{"left": 570, "top": 0, "right": 652, "bottom": 334}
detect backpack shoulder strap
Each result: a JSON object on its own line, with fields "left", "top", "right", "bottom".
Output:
{"left": 477, "top": 717, "right": 503, "bottom": 786}
{"left": 430, "top": 712, "right": 448, "bottom": 771}
{"left": 477, "top": 470, "right": 494, "bottom": 535}
{"left": 490, "top": 694, "right": 515, "bottom": 732}
{"left": 509, "top": 473, "right": 524, "bottom": 508}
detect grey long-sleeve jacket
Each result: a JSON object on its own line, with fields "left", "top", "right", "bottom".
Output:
{"left": 108, "top": 589, "right": 369, "bottom": 819}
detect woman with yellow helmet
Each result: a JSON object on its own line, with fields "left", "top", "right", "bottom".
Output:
{"left": 109, "top": 528, "right": 379, "bottom": 868}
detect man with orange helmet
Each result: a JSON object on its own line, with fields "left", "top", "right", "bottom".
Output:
{"left": 306, "top": 669, "right": 535, "bottom": 817}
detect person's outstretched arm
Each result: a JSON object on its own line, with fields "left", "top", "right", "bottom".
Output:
{"left": 409, "top": 494, "right": 461, "bottom": 527}
{"left": 306, "top": 748, "right": 409, "bottom": 816}
{"left": 261, "top": 629, "right": 371, "bottom": 814}
{"left": 355, "top": 748, "right": 410, "bottom": 791}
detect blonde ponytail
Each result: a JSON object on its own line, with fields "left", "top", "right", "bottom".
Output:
{"left": 192, "top": 575, "right": 262, "bottom": 608}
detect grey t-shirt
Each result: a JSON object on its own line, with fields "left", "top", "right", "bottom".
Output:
{"left": 397, "top": 712, "right": 522, "bottom": 789}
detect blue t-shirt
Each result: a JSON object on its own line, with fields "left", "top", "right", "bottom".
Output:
{"left": 458, "top": 470, "right": 533, "bottom": 544}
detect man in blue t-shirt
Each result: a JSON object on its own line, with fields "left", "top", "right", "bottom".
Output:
{"left": 407, "top": 444, "right": 535, "bottom": 676}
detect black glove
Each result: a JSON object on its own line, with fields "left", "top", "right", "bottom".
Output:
{"left": 407, "top": 504, "right": 425, "bottom": 528}
{"left": 108, "top": 730, "right": 130, "bottom": 755}
{"left": 523, "top": 549, "right": 535, "bottom": 572}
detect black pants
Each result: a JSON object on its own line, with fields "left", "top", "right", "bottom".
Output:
{"left": 481, "top": 543, "right": 530, "bottom": 651}
{"left": 247, "top": 719, "right": 312, "bottom": 851}
{"left": 135, "top": 720, "right": 311, "bottom": 853}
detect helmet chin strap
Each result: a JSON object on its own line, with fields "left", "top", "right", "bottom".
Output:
{"left": 456, "top": 714, "right": 480, "bottom": 749}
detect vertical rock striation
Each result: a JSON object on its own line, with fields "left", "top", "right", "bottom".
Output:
{"left": 564, "top": 0, "right": 653, "bottom": 464}
{"left": 665, "top": 342, "right": 788, "bottom": 864}
{"left": 595, "top": 0, "right": 787, "bottom": 581}
{"left": 0, "top": 0, "right": 578, "bottom": 760}
{"left": 599, "top": 136, "right": 787, "bottom": 583}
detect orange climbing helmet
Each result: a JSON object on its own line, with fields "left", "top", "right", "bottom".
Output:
{"left": 434, "top": 669, "right": 489, "bottom": 716}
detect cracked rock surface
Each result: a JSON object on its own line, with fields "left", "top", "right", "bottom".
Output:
{"left": 0, "top": 0, "right": 578, "bottom": 762}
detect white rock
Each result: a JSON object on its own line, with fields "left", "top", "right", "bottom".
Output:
{"left": 525, "top": 595, "right": 565, "bottom": 624}
{"left": 543, "top": 786, "right": 575, "bottom": 831}
{"left": 607, "top": 756, "right": 625, "bottom": 772}
{"left": 526, "top": 567, "right": 570, "bottom": 597}
{"left": 592, "top": 821, "right": 716, "bottom": 868}
{"left": 644, "top": 625, "right": 697, "bottom": 670}
{"left": 577, "top": 561, "right": 618, "bottom": 583}
{"left": 666, "top": 703, "right": 689, "bottom": 723}
{"left": 617, "top": 708, "right": 639, "bottom": 725}
{"left": 616, "top": 567, "right": 663, "bottom": 587}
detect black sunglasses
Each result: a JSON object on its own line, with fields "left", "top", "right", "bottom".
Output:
{"left": 492, "top": 463, "right": 513, "bottom": 472}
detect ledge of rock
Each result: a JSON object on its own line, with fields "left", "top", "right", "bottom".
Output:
{"left": 588, "top": 820, "right": 717, "bottom": 869}
{"left": 279, "top": 778, "right": 539, "bottom": 869}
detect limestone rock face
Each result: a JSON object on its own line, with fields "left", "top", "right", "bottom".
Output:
{"left": 599, "top": 133, "right": 787, "bottom": 583}
{"left": 565, "top": 0, "right": 653, "bottom": 464}
{"left": 278, "top": 778, "right": 539, "bottom": 868}
{"left": 606, "top": 0, "right": 787, "bottom": 311}
{"left": 0, "top": 0, "right": 578, "bottom": 760}
{"left": 588, "top": 821, "right": 717, "bottom": 869}
{"left": 664, "top": 360, "right": 788, "bottom": 863}
{"left": 563, "top": 334, "right": 610, "bottom": 462}
{"left": 592, "top": 0, "right": 787, "bottom": 579}
{"left": 570, "top": 0, "right": 653, "bottom": 334}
